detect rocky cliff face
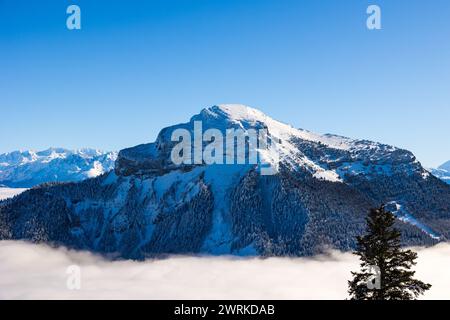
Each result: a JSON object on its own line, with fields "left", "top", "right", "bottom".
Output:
{"left": 1, "top": 105, "right": 449, "bottom": 259}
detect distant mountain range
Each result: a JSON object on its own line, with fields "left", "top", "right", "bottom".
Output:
{"left": 430, "top": 161, "right": 450, "bottom": 184}
{"left": 1, "top": 105, "right": 449, "bottom": 259}
{"left": 0, "top": 148, "right": 117, "bottom": 188}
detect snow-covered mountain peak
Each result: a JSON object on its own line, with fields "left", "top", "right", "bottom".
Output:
{"left": 197, "top": 105, "right": 384, "bottom": 153}
{"left": 200, "top": 104, "right": 272, "bottom": 125}
{"left": 439, "top": 161, "right": 450, "bottom": 172}
{"left": 430, "top": 160, "right": 450, "bottom": 184}
{"left": 199, "top": 104, "right": 304, "bottom": 137}
{"left": 116, "top": 105, "right": 425, "bottom": 183}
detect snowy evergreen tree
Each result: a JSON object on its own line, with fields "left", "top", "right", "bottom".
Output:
{"left": 348, "top": 206, "right": 431, "bottom": 300}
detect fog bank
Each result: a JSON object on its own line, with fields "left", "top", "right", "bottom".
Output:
{"left": 0, "top": 241, "right": 449, "bottom": 300}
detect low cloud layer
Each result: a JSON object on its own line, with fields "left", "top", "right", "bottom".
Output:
{"left": 0, "top": 188, "right": 27, "bottom": 201}
{"left": 0, "top": 241, "right": 449, "bottom": 300}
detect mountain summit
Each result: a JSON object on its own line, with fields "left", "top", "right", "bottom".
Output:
{"left": 117, "top": 104, "right": 422, "bottom": 181}
{"left": 1, "top": 105, "right": 449, "bottom": 259}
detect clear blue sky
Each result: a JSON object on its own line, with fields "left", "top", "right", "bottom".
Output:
{"left": 0, "top": 0, "right": 449, "bottom": 167}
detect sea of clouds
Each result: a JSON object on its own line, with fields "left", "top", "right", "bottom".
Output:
{"left": 0, "top": 240, "right": 449, "bottom": 300}
{"left": 0, "top": 188, "right": 27, "bottom": 201}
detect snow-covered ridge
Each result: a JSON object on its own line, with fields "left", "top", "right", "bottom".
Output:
{"left": 199, "top": 104, "right": 355, "bottom": 150}
{"left": 0, "top": 148, "right": 118, "bottom": 188}
{"left": 117, "top": 104, "right": 426, "bottom": 183}
{"left": 200, "top": 104, "right": 397, "bottom": 152}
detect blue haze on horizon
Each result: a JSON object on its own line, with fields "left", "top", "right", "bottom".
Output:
{"left": 0, "top": 0, "right": 449, "bottom": 167}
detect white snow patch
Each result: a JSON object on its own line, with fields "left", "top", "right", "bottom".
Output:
{"left": 86, "top": 161, "right": 104, "bottom": 178}
{"left": 313, "top": 170, "right": 342, "bottom": 182}
{"left": 387, "top": 201, "right": 441, "bottom": 240}
{"left": 421, "top": 170, "right": 430, "bottom": 179}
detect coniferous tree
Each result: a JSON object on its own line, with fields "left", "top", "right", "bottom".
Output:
{"left": 348, "top": 206, "right": 431, "bottom": 300}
